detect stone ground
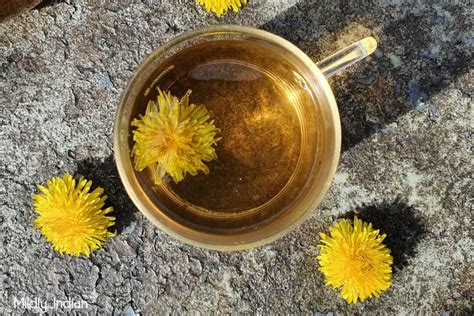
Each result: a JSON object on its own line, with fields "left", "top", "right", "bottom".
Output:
{"left": 0, "top": 0, "right": 472, "bottom": 314}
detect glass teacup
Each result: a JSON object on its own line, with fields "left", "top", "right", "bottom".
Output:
{"left": 114, "top": 25, "right": 376, "bottom": 250}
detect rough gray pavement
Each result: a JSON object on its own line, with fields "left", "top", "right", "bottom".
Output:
{"left": 1, "top": 0, "right": 472, "bottom": 314}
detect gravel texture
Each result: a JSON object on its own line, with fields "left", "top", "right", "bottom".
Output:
{"left": 0, "top": 0, "right": 472, "bottom": 314}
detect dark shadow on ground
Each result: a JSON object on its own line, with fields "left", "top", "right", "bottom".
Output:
{"left": 341, "top": 197, "right": 427, "bottom": 271}
{"left": 263, "top": 1, "right": 472, "bottom": 150}
{"left": 34, "top": 0, "right": 65, "bottom": 10}
{"left": 77, "top": 155, "right": 138, "bottom": 235}
{"left": 456, "top": 307, "right": 474, "bottom": 316}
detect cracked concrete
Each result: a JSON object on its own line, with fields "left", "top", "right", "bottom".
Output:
{"left": 0, "top": 0, "right": 472, "bottom": 314}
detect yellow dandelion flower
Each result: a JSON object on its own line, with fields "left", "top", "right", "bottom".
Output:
{"left": 33, "top": 173, "right": 115, "bottom": 257}
{"left": 131, "top": 89, "right": 220, "bottom": 184}
{"left": 198, "top": 0, "right": 248, "bottom": 17}
{"left": 317, "top": 216, "right": 393, "bottom": 304}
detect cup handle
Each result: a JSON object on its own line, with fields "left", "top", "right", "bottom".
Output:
{"left": 316, "top": 37, "right": 377, "bottom": 78}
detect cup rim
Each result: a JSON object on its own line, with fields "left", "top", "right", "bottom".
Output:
{"left": 113, "top": 25, "right": 341, "bottom": 251}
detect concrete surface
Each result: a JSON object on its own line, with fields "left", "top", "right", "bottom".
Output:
{"left": 0, "top": 0, "right": 472, "bottom": 314}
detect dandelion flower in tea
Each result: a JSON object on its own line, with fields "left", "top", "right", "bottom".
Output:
{"left": 33, "top": 173, "right": 115, "bottom": 256}
{"left": 317, "top": 216, "right": 393, "bottom": 304}
{"left": 131, "top": 89, "right": 220, "bottom": 184}
{"left": 198, "top": 0, "right": 247, "bottom": 17}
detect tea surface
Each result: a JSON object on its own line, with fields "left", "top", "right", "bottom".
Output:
{"left": 135, "top": 40, "right": 317, "bottom": 218}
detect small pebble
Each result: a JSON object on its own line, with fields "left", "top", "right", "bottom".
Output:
{"left": 388, "top": 53, "right": 402, "bottom": 68}
{"left": 409, "top": 83, "right": 429, "bottom": 111}
{"left": 374, "top": 49, "right": 384, "bottom": 58}
{"left": 381, "top": 127, "right": 396, "bottom": 135}
{"left": 124, "top": 305, "right": 137, "bottom": 316}
{"left": 98, "top": 73, "right": 113, "bottom": 89}
{"left": 435, "top": 15, "right": 445, "bottom": 24}
{"left": 428, "top": 104, "right": 438, "bottom": 122}
{"left": 122, "top": 220, "right": 137, "bottom": 235}
{"left": 424, "top": 52, "right": 437, "bottom": 61}
{"left": 366, "top": 113, "right": 380, "bottom": 124}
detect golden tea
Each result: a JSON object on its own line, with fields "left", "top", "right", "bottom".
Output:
{"left": 129, "top": 39, "right": 320, "bottom": 232}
